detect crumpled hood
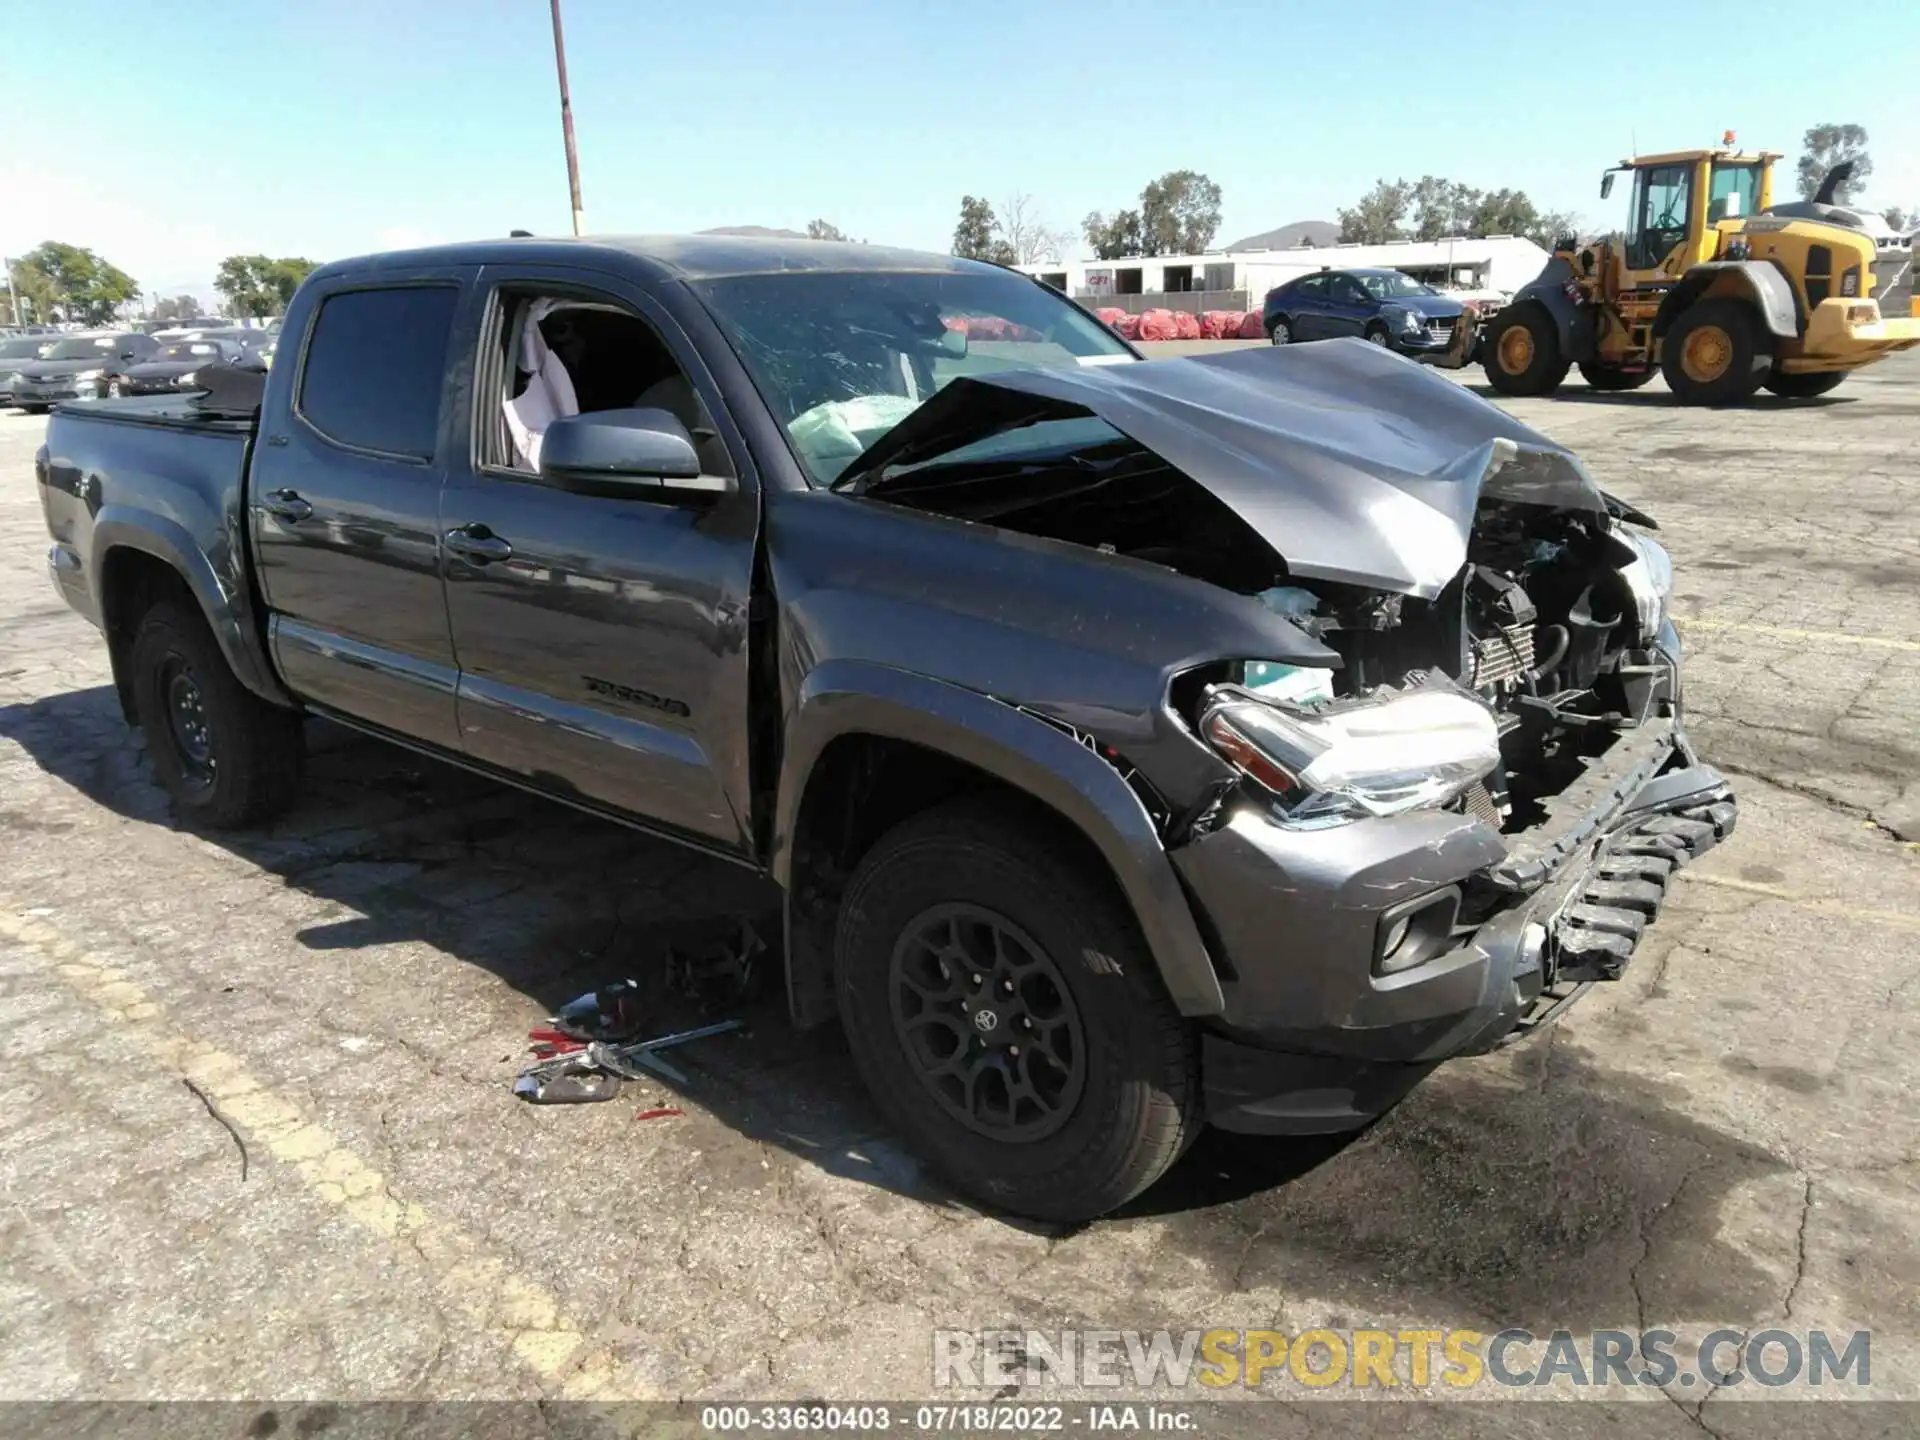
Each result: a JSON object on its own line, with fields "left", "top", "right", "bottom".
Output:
{"left": 850, "top": 339, "right": 1611, "bottom": 598}
{"left": 1384, "top": 293, "right": 1466, "bottom": 319}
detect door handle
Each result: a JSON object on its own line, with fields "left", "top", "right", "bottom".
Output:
{"left": 444, "top": 523, "right": 514, "bottom": 565}
{"left": 261, "top": 488, "right": 312, "bottom": 522}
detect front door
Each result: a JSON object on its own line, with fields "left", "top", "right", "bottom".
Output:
{"left": 436, "top": 266, "right": 761, "bottom": 855}
{"left": 1325, "top": 274, "right": 1373, "bottom": 338}
{"left": 1625, "top": 163, "right": 1696, "bottom": 281}
{"left": 250, "top": 269, "right": 471, "bottom": 748}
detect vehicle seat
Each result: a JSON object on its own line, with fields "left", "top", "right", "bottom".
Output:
{"left": 505, "top": 299, "right": 579, "bottom": 469}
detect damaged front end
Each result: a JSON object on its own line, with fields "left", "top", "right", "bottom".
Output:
{"left": 843, "top": 340, "right": 1735, "bottom": 1130}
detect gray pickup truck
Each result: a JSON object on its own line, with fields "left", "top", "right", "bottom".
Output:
{"left": 35, "top": 236, "right": 1734, "bottom": 1221}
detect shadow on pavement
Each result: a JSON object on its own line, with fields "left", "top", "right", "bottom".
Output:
{"left": 1464, "top": 381, "right": 1854, "bottom": 410}
{"left": 0, "top": 685, "right": 1795, "bottom": 1323}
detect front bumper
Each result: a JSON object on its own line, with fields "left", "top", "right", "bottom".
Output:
{"left": 1173, "top": 715, "right": 1734, "bottom": 1134}
{"left": 11, "top": 381, "right": 95, "bottom": 405}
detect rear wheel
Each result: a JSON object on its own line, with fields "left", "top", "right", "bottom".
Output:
{"left": 1482, "top": 303, "right": 1569, "bottom": 395}
{"left": 1762, "top": 369, "right": 1845, "bottom": 399}
{"left": 1267, "top": 316, "right": 1292, "bottom": 345}
{"left": 130, "top": 599, "right": 304, "bottom": 828}
{"left": 1660, "top": 299, "right": 1770, "bottom": 405}
{"left": 835, "top": 797, "right": 1198, "bottom": 1221}
{"left": 1577, "top": 362, "right": 1655, "bottom": 392}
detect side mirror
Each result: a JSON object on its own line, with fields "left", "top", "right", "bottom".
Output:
{"left": 1600, "top": 172, "right": 1615, "bottom": 200}
{"left": 538, "top": 407, "right": 733, "bottom": 502}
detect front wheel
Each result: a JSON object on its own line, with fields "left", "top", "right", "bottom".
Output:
{"left": 106, "top": 379, "right": 123, "bottom": 399}
{"left": 835, "top": 797, "right": 1198, "bottom": 1221}
{"left": 1268, "top": 316, "right": 1292, "bottom": 345}
{"left": 130, "top": 599, "right": 305, "bottom": 828}
{"left": 1481, "top": 303, "right": 1569, "bottom": 395}
{"left": 1661, "top": 299, "right": 1770, "bottom": 405}
{"left": 1363, "top": 324, "right": 1391, "bottom": 347}
{"left": 1762, "top": 369, "right": 1845, "bottom": 399}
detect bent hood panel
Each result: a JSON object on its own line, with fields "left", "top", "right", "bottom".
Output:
{"left": 853, "top": 340, "right": 1609, "bottom": 598}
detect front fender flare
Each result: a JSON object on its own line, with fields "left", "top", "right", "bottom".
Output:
{"left": 773, "top": 660, "right": 1226, "bottom": 1017}
{"left": 89, "top": 508, "right": 291, "bottom": 706}
{"left": 1508, "top": 257, "right": 1595, "bottom": 360}
{"left": 1654, "top": 261, "right": 1801, "bottom": 340}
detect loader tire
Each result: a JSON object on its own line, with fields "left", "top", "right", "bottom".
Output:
{"left": 1762, "top": 369, "right": 1845, "bottom": 399}
{"left": 1482, "top": 303, "right": 1568, "bottom": 396}
{"left": 1577, "top": 362, "right": 1655, "bottom": 392}
{"left": 1661, "top": 299, "right": 1770, "bottom": 405}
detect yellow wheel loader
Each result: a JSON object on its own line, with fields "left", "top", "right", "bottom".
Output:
{"left": 1483, "top": 142, "right": 1920, "bottom": 403}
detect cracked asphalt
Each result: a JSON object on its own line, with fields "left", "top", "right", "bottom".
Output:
{"left": 1, "top": 352, "right": 1916, "bottom": 1436}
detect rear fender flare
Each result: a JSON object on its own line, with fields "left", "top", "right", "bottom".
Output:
{"left": 90, "top": 509, "right": 291, "bottom": 707}
{"left": 773, "top": 660, "right": 1226, "bottom": 1018}
{"left": 1654, "top": 261, "right": 1801, "bottom": 340}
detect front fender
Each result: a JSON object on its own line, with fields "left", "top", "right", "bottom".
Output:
{"left": 89, "top": 508, "right": 290, "bottom": 705}
{"left": 1655, "top": 261, "right": 1801, "bottom": 340}
{"left": 773, "top": 659, "right": 1226, "bottom": 1017}
{"left": 1510, "top": 256, "right": 1594, "bottom": 358}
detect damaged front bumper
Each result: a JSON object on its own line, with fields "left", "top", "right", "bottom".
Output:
{"left": 1171, "top": 714, "right": 1735, "bottom": 1135}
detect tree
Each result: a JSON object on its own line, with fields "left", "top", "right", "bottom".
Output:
{"left": 214, "top": 255, "right": 318, "bottom": 318}
{"left": 997, "top": 192, "right": 1070, "bottom": 265}
{"left": 806, "top": 218, "right": 848, "bottom": 242}
{"left": 151, "top": 295, "right": 205, "bottom": 323}
{"left": 1797, "top": 124, "right": 1871, "bottom": 202}
{"left": 1138, "top": 170, "right": 1222, "bottom": 255}
{"left": 1882, "top": 205, "right": 1909, "bottom": 233}
{"left": 1082, "top": 208, "right": 1145, "bottom": 260}
{"left": 1337, "top": 180, "right": 1413, "bottom": 243}
{"left": 1409, "top": 176, "right": 1479, "bottom": 241}
{"left": 16, "top": 241, "right": 139, "bottom": 324}
{"left": 952, "top": 196, "right": 1014, "bottom": 264}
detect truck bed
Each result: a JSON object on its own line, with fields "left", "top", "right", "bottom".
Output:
{"left": 38, "top": 395, "right": 273, "bottom": 699}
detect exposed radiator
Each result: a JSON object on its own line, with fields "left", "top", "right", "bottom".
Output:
{"left": 1471, "top": 625, "right": 1536, "bottom": 688}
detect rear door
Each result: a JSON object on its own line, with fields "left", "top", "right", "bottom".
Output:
{"left": 1289, "top": 274, "right": 1331, "bottom": 338}
{"left": 250, "top": 268, "right": 472, "bottom": 748}
{"left": 436, "top": 264, "right": 761, "bottom": 855}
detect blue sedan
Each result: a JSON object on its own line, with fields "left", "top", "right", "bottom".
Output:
{"left": 1261, "top": 267, "right": 1467, "bottom": 359}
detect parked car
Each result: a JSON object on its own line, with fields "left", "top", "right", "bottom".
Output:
{"left": 0, "top": 334, "right": 55, "bottom": 407}
{"left": 10, "top": 331, "right": 162, "bottom": 409}
{"left": 119, "top": 338, "right": 250, "bottom": 395}
{"left": 35, "top": 237, "right": 1732, "bottom": 1222}
{"left": 1262, "top": 267, "right": 1469, "bottom": 357}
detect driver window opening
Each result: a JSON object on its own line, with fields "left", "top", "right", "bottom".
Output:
{"left": 1627, "top": 165, "right": 1692, "bottom": 270}
{"left": 484, "top": 291, "right": 729, "bottom": 479}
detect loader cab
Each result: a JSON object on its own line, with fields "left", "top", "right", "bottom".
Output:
{"left": 1603, "top": 149, "right": 1781, "bottom": 284}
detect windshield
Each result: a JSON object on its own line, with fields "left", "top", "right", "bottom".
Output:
{"left": 46, "top": 336, "right": 120, "bottom": 360}
{"left": 692, "top": 269, "right": 1133, "bottom": 484}
{"left": 1355, "top": 271, "right": 1436, "bottom": 300}
{"left": 0, "top": 338, "right": 51, "bottom": 360}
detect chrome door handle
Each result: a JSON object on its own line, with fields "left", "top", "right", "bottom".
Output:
{"left": 444, "top": 524, "right": 513, "bottom": 564}
{"left": 261, "top": 488, "right": 312, "bottom": 522}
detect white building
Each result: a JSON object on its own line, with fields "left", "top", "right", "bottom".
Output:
{"left": 1018, "top": 234, "right": 1555, "bottom": 306}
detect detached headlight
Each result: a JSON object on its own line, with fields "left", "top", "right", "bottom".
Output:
{"left": 73, "top": 368, "right": 104, "bottom": 382}
{"left": 4, "top": 371, "right": 20, "bottom": 386}
{"left": 1398, "top": 308, "right": 1424, "bottom": 332}
{"left": 1201, "top": 685, "right": 1500, "bottom": 824}
{"left": 177, "top": 371, "right": 201, "bottom": 389}
{"left": 1617, "top": 531, "right": 1673, "bottom": 641}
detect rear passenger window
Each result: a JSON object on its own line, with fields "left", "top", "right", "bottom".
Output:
{"left": 298, "top": 286, "right": 458, "bottom": 459}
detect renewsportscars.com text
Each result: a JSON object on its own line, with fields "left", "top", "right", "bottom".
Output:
{"left": 933, "top": 1327, "right": 1871, "bottom": 1391}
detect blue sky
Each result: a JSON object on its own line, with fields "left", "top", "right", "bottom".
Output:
{"left": 3, "top": 0, "right": 1915, "bottom": 299}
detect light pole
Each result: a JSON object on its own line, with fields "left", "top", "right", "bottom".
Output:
{"left": 549, "top": 0, "right": 585, "bottom": 236}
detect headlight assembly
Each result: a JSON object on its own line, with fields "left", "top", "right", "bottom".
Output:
{"left": 1399, "top": 308, "right": 1425, "bottom": 332}
{"left": 1201, "top": 684, "right": 1500, "bottom": 824}
{"left": 73, "top": 368, "right": 104, "bottom": 382}
{"left": 1617, "top": 531, "right": 1673, "bottom": 642}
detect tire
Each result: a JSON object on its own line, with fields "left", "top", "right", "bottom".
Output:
{"left": 1660, "top": 299, "right": 1770, "bottom": 405}
{"left": 1363, "top": 324, "right": 1391, "bottom": 347}
{"left": 106, "top": 378, "right": 123, "bottom": 399}
{"left": 129, "top": 599, "right": 304, "bottom": 828}
{"left": 1577, "top": 362, "right": 1655, "bottom": 392}
{"left": 835, "top": 796, "right": 1198, "bottom": 1222}
{"left": 1267, "top": 316, "right": 1292, "bottom": 345}
{"left": 1762, "top": 369, "right": 1845, "bottom": 399}
{"left": 1481, "top": 303, "right": 1569, "bottom": 395}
